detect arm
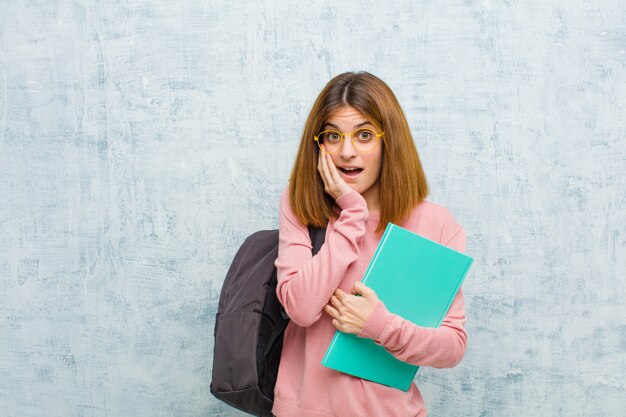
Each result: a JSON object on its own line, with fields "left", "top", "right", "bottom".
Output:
{"left": 275, "top": 188, "right": 369, "bottom": 327}
{"left": 357, "top": 226, "right": 469, "bottom": 368}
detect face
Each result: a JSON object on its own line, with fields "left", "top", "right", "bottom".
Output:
{"left": 322, "top": 106, "right": 384, "bottom": 211}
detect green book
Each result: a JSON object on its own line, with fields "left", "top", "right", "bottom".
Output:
{"left": 320, "top": 222, "right": 474, "bottom": 391}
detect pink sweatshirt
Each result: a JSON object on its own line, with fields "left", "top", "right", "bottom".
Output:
{"left": 273, "top": 185, "right": 468, "bottom": 417}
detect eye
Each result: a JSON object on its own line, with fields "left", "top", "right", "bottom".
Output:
{"left": 322, "top": 131, "right": 341, "bottom": 142}
{"left": 356, "top": 129, "right": 373, "bottom": 142}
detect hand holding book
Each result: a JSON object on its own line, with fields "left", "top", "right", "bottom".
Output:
{"left": 320, "top": 223, "right": 474, "bottom": 391}
{"left": 323, "top": 282, "right": 380, "bottom": 335}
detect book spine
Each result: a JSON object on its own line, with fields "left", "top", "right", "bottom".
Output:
{"left": 361, "top": 223, "right": 393, "bottom": 286}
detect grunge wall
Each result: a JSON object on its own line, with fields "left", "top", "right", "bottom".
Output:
{"left": 0, "top": 1, "right": 624, "bottom": 416}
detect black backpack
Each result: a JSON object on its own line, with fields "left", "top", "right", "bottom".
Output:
{"left": 210, "top": 225, "right": 326, "bottom": 416}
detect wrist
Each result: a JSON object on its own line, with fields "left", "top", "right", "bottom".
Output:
{"left": 357, "top": 300, "right": 391, "bottom": 340}
{"left": 335, "top": 189, "right": 366, "bottom": 210}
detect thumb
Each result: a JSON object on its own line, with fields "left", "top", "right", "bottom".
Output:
{"left": 352, "top": 281, "right": 376, "bottom": 299}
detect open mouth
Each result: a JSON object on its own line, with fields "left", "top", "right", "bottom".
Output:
{"left": 339, "top": 167, "right": 363, "bottom": 178}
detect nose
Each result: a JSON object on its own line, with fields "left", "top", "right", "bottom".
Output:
{"left": 338, "top": 133, "right": 358, "bottom": 159}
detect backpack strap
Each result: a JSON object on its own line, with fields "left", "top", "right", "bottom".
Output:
{"left": 307, "top": 224, "right": 326, "bottom": 256}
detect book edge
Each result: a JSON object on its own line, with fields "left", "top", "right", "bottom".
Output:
{"left": 321, "top": 331, "right": 340, "bottom": 366}
{"left": 435, "top": 257, "right": 474, "bottom": 328}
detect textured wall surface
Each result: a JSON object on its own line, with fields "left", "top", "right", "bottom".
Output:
{"left": 0, "top": 1, "right": 625, "bottom": 416}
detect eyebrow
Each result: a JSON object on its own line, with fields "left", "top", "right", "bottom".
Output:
{"left": 324, "top": 121, "right": 373, "bottom": 130}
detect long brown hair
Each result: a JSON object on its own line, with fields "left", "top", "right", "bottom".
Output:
{"left": 288, "top": 71, "right": 430, "bottom": 235}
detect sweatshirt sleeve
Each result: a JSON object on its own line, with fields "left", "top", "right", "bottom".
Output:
{"left": 275, "top": 187, "right": 369, "bottom": 327}
{"left": 357, "top": 224, "right": 469, "bottom": 368}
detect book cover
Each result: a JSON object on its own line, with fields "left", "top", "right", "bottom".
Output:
{"left": 321, "top": 222, "right": 474, "bottom": 391}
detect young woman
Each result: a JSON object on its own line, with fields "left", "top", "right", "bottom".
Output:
{"left": 273, "top": 71, "right": 468, "bottom": 417}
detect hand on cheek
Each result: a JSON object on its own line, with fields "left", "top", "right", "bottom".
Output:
{"left": 317, "top": 145, "right": 353, "bottom": 200}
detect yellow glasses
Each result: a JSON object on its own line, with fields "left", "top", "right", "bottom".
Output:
{"left": 314, "top": 128, "right": 385, "bottom": 154}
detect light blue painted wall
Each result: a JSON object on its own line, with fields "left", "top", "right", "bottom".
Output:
{"left": 0, "top": 1, "right": 624, "bottom": 416}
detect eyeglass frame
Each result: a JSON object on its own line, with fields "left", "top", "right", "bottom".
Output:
{"left": 313, "top": 127, "right": 385, "bottom": 154}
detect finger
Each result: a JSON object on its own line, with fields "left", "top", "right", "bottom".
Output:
{"left": 360, "top": 282, "right": 379, "bottom": 301}
{"left": 319, "top": 146, "right": 333, "bottom": 188}
{"left": 353, "top": 281, "right": 372, "bottom": 296}
{"left": 330, "top": 295, "right": 342, "bottom": 309}
{"left": 318, "top": 146, "right": 330, "bottom": 188}
{"left": 325, "top": 152, "right": 343, "bottom": 185}
{"left": 324, "top": 304, "right": 339, "bottom": 319}
{"left": 317, "top": 145, "right": 322, "bottom": 172}
{"left": 335, "top": 288, "right": 346, "bottom": 300}
{"left": 326, "top": 152, "right": 348, "bottom": 196}
{"left": 332, "top": 319, "right": 343, "bottom": 332}
{"left": 336, "top": 292, "right": 357, "bottom": 309}
{"left": 352, "top": 281, "right": 365, "bottom": 295}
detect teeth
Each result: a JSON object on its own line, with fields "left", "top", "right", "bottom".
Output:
{"left": 343, "top": 167, "right": 359, "bottom": 171}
